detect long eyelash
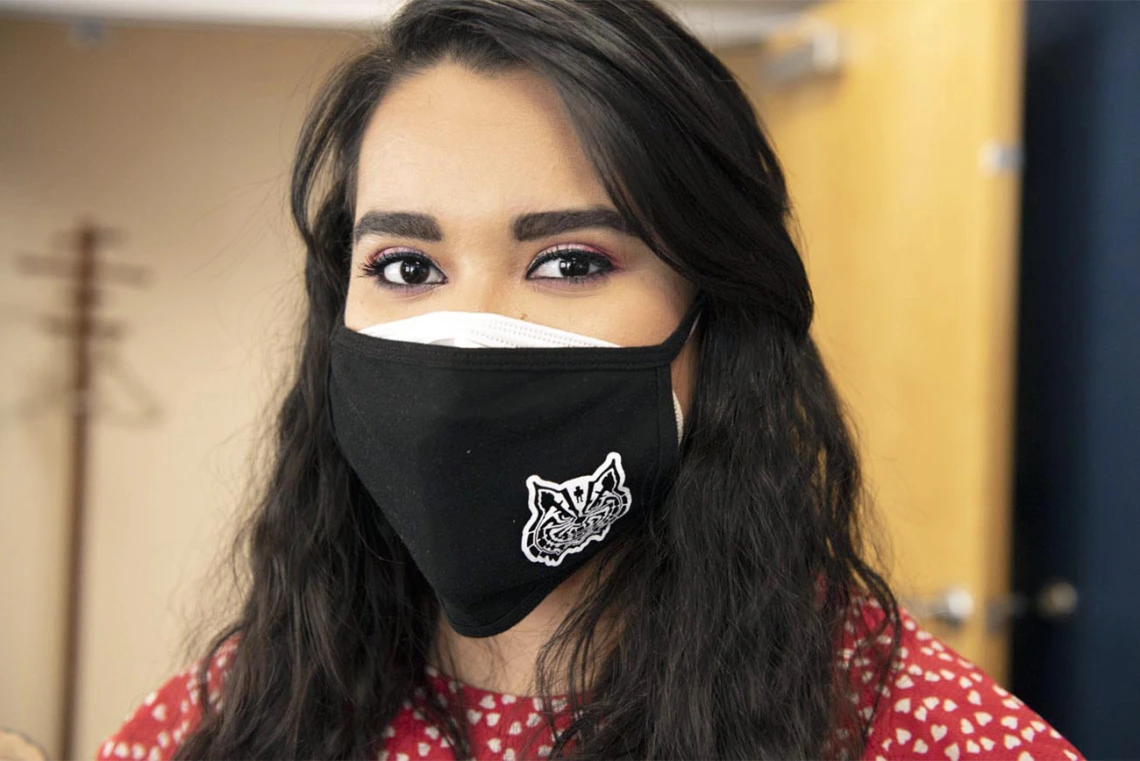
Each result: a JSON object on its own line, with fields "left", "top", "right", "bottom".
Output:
{"left": 358, "top": 247, "right": 613, "bottom": 291}
{"left": 527, "top": 248, "right": 615, "bottom": 283}
{"left": 359, "top": 251, "right": 442, "bottom": 290}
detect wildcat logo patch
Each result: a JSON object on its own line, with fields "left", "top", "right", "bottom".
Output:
{"left": 521, "top": 451, "right": 633, "bottom": 567}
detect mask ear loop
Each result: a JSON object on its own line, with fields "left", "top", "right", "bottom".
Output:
{"left": 660, "top": 293, "right": 707, "bottom": 358}
{"left": 670, "top": 295, "right": 706, "bottom": 445}
{"left": 325, "top": 306, "right": 350, "bottom": 443}
{"left": 325, "top": 350, "right": 339, "bottom": 443}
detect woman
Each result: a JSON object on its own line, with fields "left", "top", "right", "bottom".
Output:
{"left": 97, "top": 1, "right": 1085, "bottom": 759}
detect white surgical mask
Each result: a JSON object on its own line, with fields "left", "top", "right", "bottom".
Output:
{"left": 359, "top": 310, "right": 686, "bottom": 442}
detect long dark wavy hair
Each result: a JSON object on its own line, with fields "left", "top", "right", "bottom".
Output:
{"left": 174, "top": 0, "right": 902, "bottom": 758}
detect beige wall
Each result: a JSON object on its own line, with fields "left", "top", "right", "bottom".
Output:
{"left": 0, "top": 18, "right": 358, "bottom": 757}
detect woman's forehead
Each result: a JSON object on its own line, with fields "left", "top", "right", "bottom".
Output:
{"left": 354, "top": 62, "right": 609, "bottom": 219}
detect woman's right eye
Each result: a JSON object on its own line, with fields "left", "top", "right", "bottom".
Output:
{"left": 360, "top": 251, "right": 446, "bottom": 290}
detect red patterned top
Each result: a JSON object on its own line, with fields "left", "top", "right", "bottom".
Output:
{"left": 95, "top": 600, "right": 1085, "bottom": 761}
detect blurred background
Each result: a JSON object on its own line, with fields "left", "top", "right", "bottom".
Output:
{"left": 0, "top": 0, "right": 1136, "bottom": 758}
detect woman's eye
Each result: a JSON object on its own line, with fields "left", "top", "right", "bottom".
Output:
{"left": 360, "top": 247, "right": 613, "bottom": 290}
{"left": 527, "top": 249, "right": 614, "bottom": 282}
{"left": 360, "top": 252, "right": 445, "bottom": 289}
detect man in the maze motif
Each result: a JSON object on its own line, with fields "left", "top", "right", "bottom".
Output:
{"left": 522, "top": 451, "right": 633, "bottom": 566}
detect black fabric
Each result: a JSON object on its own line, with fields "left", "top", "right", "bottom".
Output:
{"left": 327, "top": 296, "right": 703, "bottom": 637}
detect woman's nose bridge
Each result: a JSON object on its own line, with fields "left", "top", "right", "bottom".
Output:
{"left": 444, "top": 272, "right": 517, "bottom": 316}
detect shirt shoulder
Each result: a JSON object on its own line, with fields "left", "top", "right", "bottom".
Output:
{"left": 94, "top": 636, "right": 237, "bottom": 761}
{"left": 852, "top": 602, "right": 1085, "bottom": 761}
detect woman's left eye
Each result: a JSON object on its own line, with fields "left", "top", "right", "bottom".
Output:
{"left": 526, "top": 248, "right": 614, "bottom": 282}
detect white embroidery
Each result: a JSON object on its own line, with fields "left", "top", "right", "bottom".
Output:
{"left": 521, "top": 451, "right": 632, "bottom": 566}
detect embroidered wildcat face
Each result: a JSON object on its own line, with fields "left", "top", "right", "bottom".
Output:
{"left": 521, "top": 451, "right": 633, "bottom": 566}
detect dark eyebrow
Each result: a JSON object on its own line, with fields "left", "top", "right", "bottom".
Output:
{"left": 351, "top": 207, "right": 639, "bottom": 246}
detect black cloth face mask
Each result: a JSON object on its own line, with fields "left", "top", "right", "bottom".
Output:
{"left": 327, "top": 295, "right": 704, "bottom": 637}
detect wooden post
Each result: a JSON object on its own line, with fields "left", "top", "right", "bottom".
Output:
{"left": 15, "top": 220, "right": 150, "bottom": 759}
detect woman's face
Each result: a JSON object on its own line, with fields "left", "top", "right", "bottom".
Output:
{"left": 345, "top": 61, "right": 698, "bottom": 416}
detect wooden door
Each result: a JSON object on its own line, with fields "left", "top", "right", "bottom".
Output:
{"left": 719, "top": 0, "right": 1026, "bottom": 680}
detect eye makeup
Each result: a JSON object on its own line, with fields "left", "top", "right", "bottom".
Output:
{"left": 525, "top": 243, "right": 616, "bottom": 284}
{"left": 359, "top": 248, "right": 445, "bottom": 290}
{"left": 358, "top": 242, "right": 619, "bottom": 291}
